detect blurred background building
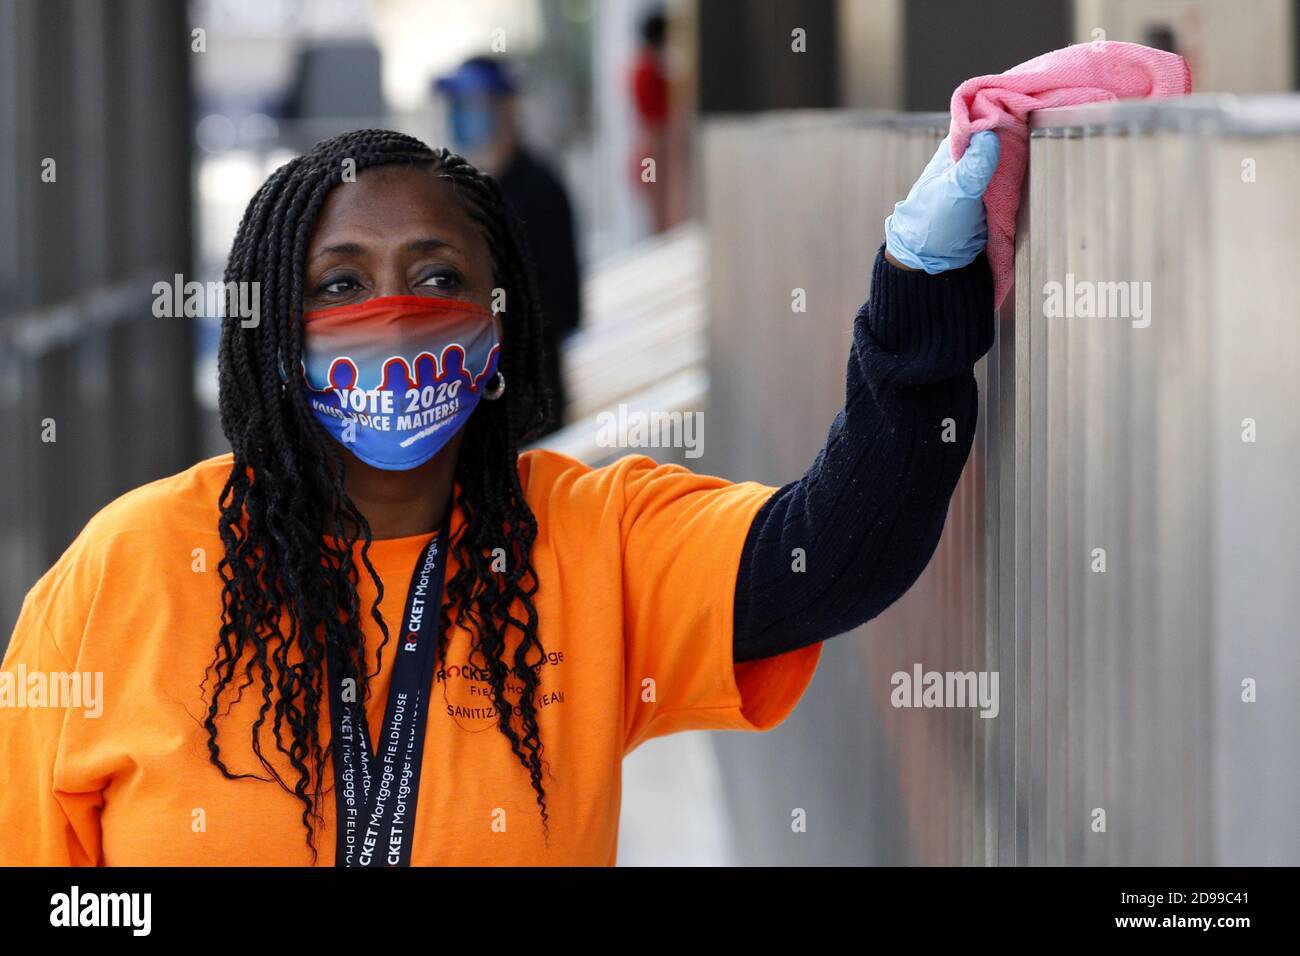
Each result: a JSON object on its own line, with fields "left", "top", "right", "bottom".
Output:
{"left": 2, "top": 0, "right": 1298, "bottom": 864}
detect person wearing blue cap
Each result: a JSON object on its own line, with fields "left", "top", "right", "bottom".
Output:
{"left": 434, "top": 55, "right": 580, "bottom": 436}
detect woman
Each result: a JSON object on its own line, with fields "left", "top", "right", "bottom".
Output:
{"left": 0, "top": 127, "right": 999, "bottom": 866}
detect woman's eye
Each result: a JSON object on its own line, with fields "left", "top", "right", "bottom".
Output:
{"left": 316, "top": 275, "right": 360, "bottom": 296}
{"left": 418, "top": 269, "right": 462, "bottom": 290}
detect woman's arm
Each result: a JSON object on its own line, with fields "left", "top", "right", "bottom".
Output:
{"left": 733, "top": 246, "right": 993, "bottom": 661}
{"left": 732, "top": 131, "right": 1001, "bottom": 663}
{"left": 0, "top": 594, "right": 101, "bottom": 865}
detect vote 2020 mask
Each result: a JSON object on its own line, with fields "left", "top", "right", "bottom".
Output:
{"left": 298, "top": 295, "right": 501, "bottom": 471}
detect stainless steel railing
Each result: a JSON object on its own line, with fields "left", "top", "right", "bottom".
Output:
{"left": 0, "top": 275, "right": 197, "bottom": 638}
{"left": 701, "top": 96, "right": 1300, "bottom": 865}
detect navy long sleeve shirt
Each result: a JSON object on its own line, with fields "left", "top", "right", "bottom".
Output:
{"left": 732, "top": 245, "right": 995, "bottom": 663}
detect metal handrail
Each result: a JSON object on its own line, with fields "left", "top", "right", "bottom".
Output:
{"left": 1030, "top": 92, "right": 1300, "bottom": 133}
{"left": 0, "top": 270, "right": 169, "bottom": 358}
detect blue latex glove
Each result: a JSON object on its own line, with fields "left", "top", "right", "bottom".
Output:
{"left": 884, "top": 130, "right": 1001, "bottom": 274}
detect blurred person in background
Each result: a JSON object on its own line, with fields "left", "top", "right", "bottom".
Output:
{"left": 0, "top": 122, "right": 1000, "bottom": 866}
{"left": 435, "top": 55, "right": 579, "bottom": 436}
{"left": 628, "top": 5, "right": 674, "bottom": 233}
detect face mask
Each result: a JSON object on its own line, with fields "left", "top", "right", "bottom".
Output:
{"left": 449, "top": 100, "right": 498, "bottom": 152}
{"left": 297, "top": 295, "right": 501, "bottom": 471}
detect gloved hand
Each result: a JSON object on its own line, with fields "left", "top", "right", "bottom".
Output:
{"left": 884, "top": 130, "right": 1001, "bottom": 274}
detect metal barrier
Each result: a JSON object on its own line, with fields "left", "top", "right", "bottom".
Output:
{"left": 0, "top": 0, "right": 195, "bottom": 642}
{"left": 0, "top": 278, "right": 197, "bottom": 639}
{"left": 701, "top": 97, "right": 1300, "bottom": 865}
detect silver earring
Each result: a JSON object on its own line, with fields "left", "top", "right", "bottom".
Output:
{"left": 483, "top": 371, "right": 506, "bottom": 401}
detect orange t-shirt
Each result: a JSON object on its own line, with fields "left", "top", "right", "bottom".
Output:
{"left": 0, "top": 449, "right": 820, "bottom": 866}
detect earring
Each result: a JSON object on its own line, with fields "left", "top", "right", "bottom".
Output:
{"left": 483, "top": 371, "right": 506, "bottom": 401}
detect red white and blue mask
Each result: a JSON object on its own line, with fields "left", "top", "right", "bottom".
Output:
{"left": 296, "top": 295, "right": 501, "bottom": 471}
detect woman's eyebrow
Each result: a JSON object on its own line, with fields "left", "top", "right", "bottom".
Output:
{"left": 310, "top": 241, "right": 366, "bottom": 262}
{"left": 308, "top": 237, "right": 460, "bottom": 263}
{"left": 405, "top": 237, "right": 458, "bottom": 255}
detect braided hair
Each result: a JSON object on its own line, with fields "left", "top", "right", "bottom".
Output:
{"left": 205, "top": 129, "right": 553, "bottom": 857}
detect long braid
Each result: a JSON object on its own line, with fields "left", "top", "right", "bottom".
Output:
{"left": 206, "top": 130, "right": 554, "bottom": 858}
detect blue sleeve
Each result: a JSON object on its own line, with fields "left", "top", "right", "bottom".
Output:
{"left": 732, "top": 244, "right": 995, "bottom": 663}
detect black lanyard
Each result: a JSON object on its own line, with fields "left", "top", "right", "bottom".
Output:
{"left": 327, "top": 524, "right": 448, "bottom": 867}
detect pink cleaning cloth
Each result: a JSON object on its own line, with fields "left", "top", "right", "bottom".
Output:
{"left": 949, "top": 41, "right": 1192, "bottom": 308}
